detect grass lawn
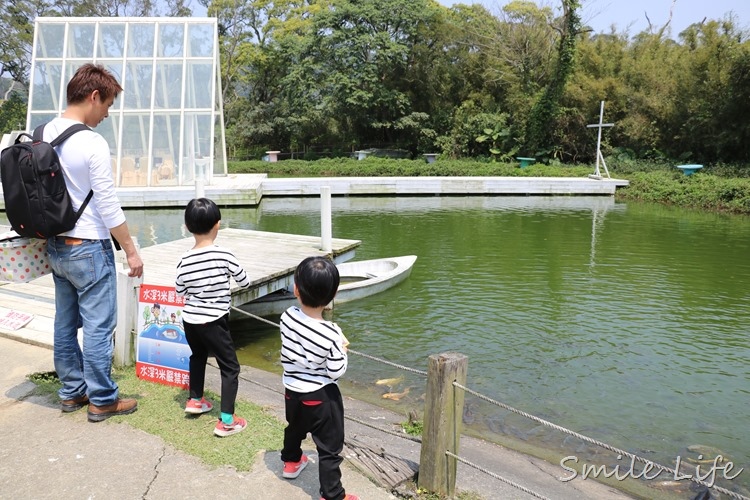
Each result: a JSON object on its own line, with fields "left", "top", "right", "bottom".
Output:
{"left": 30, "top": 367, "right": 284, "bottom": 471}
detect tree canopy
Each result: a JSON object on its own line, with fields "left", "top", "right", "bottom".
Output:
{"left": 1, "top": 0, "right": 749, "bottom": 164}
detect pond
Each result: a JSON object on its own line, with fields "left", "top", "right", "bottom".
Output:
{"left": 14, "top": 195, "right": 750, "bottom": 496}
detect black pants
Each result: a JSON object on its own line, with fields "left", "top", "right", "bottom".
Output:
{"left": 183, "top": 314, "right": 239, "bottom": 415}
{"left": 281, "top": 384, "right": 346, "bottom": 500}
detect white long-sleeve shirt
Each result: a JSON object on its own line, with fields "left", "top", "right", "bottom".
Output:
{"left": 175, "top": 245, "right": 251, "bottom": 324}
{"left": 280, "top": 306, "right": 348, "bottom": 393}
{"left": 43, "top": 117, "right": 126, "bottom": 239}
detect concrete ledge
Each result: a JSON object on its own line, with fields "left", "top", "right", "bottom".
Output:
{"left": 116, "top": 174, "right": 264, "bottom": 208}
{"left": 0, "top": 175, "right": 628, "bottom": 210}
{"left": 261, "top": 176, "right": 628, "bottom": 198}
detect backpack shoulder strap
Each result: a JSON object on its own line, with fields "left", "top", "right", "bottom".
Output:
{"left": 31, "top": 123, "right": 90, "bottom": 146}
{"left": 32, "top": 122, "right": 95, "bottom": 219}
{"left": 76, "top": 190, "right": 95, "bottom": 219}
{"left": 49, "top": 123, "right": 90, "bottom": 147}
{"left": 31, "top": 124, "right": 45, "bottom": 142}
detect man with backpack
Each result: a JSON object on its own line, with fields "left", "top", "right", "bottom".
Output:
{"left": 43, "top": 63, "right": 144, "bottom": 422}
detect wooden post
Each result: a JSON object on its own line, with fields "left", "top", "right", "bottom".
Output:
{"left": 418, "top": 352, "right": 468, "bottom": 497}
{"left": 114, "top": 268, "right": 143, "bottom": 367}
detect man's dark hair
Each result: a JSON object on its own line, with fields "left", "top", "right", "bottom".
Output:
{"left": 294, "top": 256, "right": 340, "bottom": 308}
{"left": 184, "top": 198, "right": 221, "bottom": 235}
{"left": 67, "top": 63, "right": 123, "bottom": 104}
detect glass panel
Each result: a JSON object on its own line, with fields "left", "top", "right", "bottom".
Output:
{"left": 182, "top": 113, "right": 212, "bottom": 182}
{"left": 154, "top": 62, "right": 183, "bottom": 109}
{"left": 185, "top": 62, "right": 212, "bottom": 109}
{"left": 187, "top": 24, "right": 214, "bottom": 57}
{"left": 97, "top": 113, "right": 121, "bottom": 185}
{"left": 124, "top": 62, "right": 154, "bottom": 109}
{"left": 29, "top": 113, "right": 58, "bottom": 131}
{"left": 213, "top": 112, "right": 226, "bottom": 175}
{"left": 35, "top": 23, "right": 65, "bottom": 58}
{"left": 119, "top": 114, "right": 150, "bottom": 186}
{"left": 97, "top": 113, "right": 120, "bottom": 149}
{"left": 67, "top": 23, "right": 96, "bottom": 58}
{"left": 98, "top": 24, "right": 126, "bottom": 58}
{"left": 158, "top": 23, "right": 184, "bottom": 57}
{"left": 152, "top": 113, "right": 181, "bottom": 186}
{"left": 65, "top": 62, "right": 88, "bottom": 89}
{"left": 27, "top": 20, "right": 223, "bottom": 183}
{"left": 30, "top": 62, "right": 63, "bottom": 112}
{"left": 128, "top": 23, "right": 155, "bottom": 57}
{"left": 103, "top": 62, "right": 124, "bottom": 86}
{"left": 184, "top": 113, "right": 211, "bottom": 158}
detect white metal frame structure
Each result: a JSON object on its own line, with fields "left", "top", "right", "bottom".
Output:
{"left": 28, "top": 17, "right": 227, "bottom": 187}
{"left": 586, "top": 101, "right": 613, "bottom": 179}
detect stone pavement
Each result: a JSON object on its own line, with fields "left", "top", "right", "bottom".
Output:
{"left": 0, "top": 335, "right": 636, "bottom": 499}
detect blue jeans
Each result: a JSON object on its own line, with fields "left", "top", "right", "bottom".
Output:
{"left": 47, "top": 238, "right": 119, "bottom": 406}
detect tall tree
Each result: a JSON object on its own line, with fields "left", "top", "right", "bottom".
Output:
{"left": 0, "top": 90, "right": 26, "bottom": 131}
{"left": 289, "top": 0, "right": 442, "bottom": 148}
{"left": 0, "top": 1, "right": 36, "bottom": 87}
{"left": 562, "top": 30, "right": 631, "bottom": 162}
{"left": 668, "top": 18, "right": 747, "bottom": 162}
{"left": 720, "top": 42, "right": 750, "bottom": 162}
{"left": 208, "top": 0, "right": 322, "bottom": 154}
{"left": 524, "top": 0, "right": 582, "bottom": 158}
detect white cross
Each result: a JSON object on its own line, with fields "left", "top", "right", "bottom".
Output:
{"left": 586, "top": 101, "right": 614, "bottom": 179}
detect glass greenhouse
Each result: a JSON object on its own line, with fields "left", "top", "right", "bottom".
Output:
{"left": 29, "top": 17, "right": 226, "bottom": 187}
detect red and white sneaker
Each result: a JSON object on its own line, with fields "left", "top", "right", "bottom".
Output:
{"left": 320, "top": 495, "right": 359, "bottom": 500}
{"left": 184, "top": 397, "right": 213, "bottom": 414}
{"left": 282, "top": 454, "right": 308, "bottom": 479}
{"left": 213, "top": 415, "right": 247, "bottom": 437}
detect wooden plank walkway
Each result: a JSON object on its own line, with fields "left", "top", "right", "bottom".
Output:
{"left": 344, "top": 435, "right": 419, "bottom": 489}
{"left": 0, "top": 227, "right": 360, "bottom": 348}
{"left": 137, "top": 227, "right": 360, "bottom": 304}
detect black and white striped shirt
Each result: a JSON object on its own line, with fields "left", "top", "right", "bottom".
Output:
{"left": 280, "top": 306, "right": 348, "bottom": 393}
{"left": 175, "top": 245, "right": 250, "bottom": 324}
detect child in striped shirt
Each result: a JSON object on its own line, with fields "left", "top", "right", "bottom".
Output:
{"left": 279, "top": 256, "right": 358, "bottom": 500}
{"left": 175, "top": 198, "right": 251, "bottom": 437}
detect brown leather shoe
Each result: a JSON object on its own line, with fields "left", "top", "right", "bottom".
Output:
{"left": 61, "top": 395, "right": 89, "bottom": 413}
{"left": 87, "top": 398, "right": 138, "bottom": 422}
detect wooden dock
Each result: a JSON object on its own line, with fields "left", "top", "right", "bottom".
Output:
{"left": 136, "top": 228, "right": 360, "bottom": 304}
{"left": 0, "top": 228, "right": 360, "bottom": 349}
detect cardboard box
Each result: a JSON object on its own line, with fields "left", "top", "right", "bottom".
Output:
{"left": 0, "top": 231, "right": 50, "bottom": 282}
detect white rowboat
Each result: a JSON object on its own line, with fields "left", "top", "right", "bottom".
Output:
{"left": 238, "top": 255, "right": 417, "bottom": 317}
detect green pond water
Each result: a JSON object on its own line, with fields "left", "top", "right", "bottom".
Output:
{"left": 13, "top": 195, "right": 750, "bottom": 497}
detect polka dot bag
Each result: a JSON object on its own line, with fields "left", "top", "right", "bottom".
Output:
{"left": 0, "top": 231, "right": 50, "bottom": 283}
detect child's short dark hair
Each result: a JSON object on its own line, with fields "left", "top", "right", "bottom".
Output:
{"left": 294, "top": 256, "right": 340, "bottom": 308}
{"left": 184, "top": 198, "right": 221, "bottom": 235}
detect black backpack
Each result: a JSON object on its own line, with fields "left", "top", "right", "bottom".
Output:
{"left": 0, "top": 123, "right": 94, "bottom": 239}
